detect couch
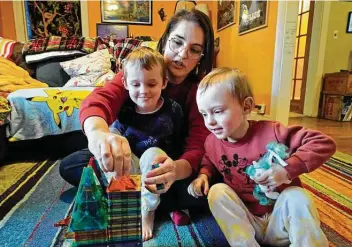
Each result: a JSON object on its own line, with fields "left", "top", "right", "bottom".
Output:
{"left": 0, "top": 36, "right": 158, "bottom": 160}
{"left": 5, "top": 36, "right": 159, "bottom": 140}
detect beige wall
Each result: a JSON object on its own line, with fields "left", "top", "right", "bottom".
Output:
{"left": 324, "top": 2, "right": 352, "bottom": 73}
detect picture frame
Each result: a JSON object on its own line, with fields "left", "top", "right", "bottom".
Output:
{"left": 238, "top": 0, "right": 268, "bottom": 36}
{"left": 217, "top": 0, "right": 236, "bottom": 32}
{"left": 346, "top": 11, "right": 352, "bottom": 33}
{"left": 24, "top": 0, "right": 82, "bottom": 40}
{"left": 101, "top": 0, "right": 152, "bottom": 25}
{"left": 96, "top": 23, "right": 128, "bottom": 39}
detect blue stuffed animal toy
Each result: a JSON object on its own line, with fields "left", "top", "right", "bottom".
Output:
{"left": 245, "top": 142, "right": 289, "bottom": 206}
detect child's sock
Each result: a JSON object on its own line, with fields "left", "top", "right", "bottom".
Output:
{"left": 169, "top": 209, "right": 190, "bottom": 226}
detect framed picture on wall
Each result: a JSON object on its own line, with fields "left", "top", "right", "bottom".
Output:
{"left": 96, "top": 23, "right": 128, "bottom": 39}
{"left": 24, "top": 0, "right": 82, "bottom": 40}
{"left": 238, "top": 0, "right": 268, "bottom": 35}
{"left": 101, "top": 0, "right": 152, "bottom": 25}
{"left": 217, "top": 0, "right": 236, "bottom": 31}
{"left": 347, "top": 11, "right": 352, "bottom": 33}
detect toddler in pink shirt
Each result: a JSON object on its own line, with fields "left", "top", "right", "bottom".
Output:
{"left": 188, "top": 67, "right": 336, "bottom": 247}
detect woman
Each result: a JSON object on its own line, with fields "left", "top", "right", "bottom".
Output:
{"left": 60, "top": 9, "right": 214, "bottom": 241}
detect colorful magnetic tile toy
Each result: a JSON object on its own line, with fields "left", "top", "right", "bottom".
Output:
{"left": 106, "top": 175, "right": 141, "bottom": 243}
{"left": 63, "top": 158, "right": 142, "bottom": 247}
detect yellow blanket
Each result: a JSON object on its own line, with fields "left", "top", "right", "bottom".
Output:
{"left": 0, "top": 57, "right": 47, "bottom": 93}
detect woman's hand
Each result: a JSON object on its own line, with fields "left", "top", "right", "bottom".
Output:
{"left": 187, "top": 174, "right": 209, "bottom": 198}
{"left": 144, "top": 154, "right": 177, "bottom": 194}
{"left": 87, "top": 129, "right": 132, "bottom": 177}
{"left": 253, "top": 164, "right": 291, "bottom": 191}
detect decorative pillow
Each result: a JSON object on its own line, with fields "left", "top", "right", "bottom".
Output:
{"left": 22, "top": 37, "right": 49, "bottom": 54}
{"left": 46, "top": 36, "right": 62, "bottom": 51}
{"left": 22, "top": 36, "right": 99, "bottom": 56}
{"left": 94, "top": 70, "right": 115, "bottom": 87}
{"left": 0, "top": 37, "right": 16, "bottom": 59}
{"left": 61, "top": 49, "right": 111, "bottom": 87}
{"left": 81, "top": 37, "right": 96, "bottom": 53}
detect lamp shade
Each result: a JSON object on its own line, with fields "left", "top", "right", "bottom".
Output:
{"left": 174, "top": 0, "right": 196, "bottom": 14}
{"left": 195, "top": 4, "right": 209, "bottom": 17}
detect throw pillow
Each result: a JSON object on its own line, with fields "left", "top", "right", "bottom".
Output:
{"left": 61, "top": 49, "right": 111, "bottom": 87}
{"left": 0, "top": 37, "right": 16, "bottom": 60}
{"left": 94, "top": 70, "right": 115, "bottom": 87}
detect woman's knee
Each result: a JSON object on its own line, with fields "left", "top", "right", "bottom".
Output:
{"left": 59, "top": 157, "right": 70, "bottom": 180}
{"left": 280, "top": 186, "right": 312, "bottom": 206}
{"left": 58, "top": 148, "right": 92, "bottom": 186}
{"left": 59, "top": 158, "right": 79, "bottom": 187}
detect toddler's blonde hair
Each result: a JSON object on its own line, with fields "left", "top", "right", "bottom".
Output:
{"left": 122, "top": 47, "right": 167, "bottom": 83}
{"left": 198, "top": 67, "right": 254, "bottom": 105}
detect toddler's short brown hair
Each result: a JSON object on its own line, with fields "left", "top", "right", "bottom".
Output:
{"left": 122, "top": 47, "right": 167, "bottom": 83}
{"left": 198, "top": 67, "right": 254, "bottom": 105}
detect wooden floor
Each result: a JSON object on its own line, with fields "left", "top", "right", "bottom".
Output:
{"left": 289, "top": 116, "right": 352, "bottom": 155}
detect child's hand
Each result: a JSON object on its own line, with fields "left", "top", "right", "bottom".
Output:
{"left": 187, "top": 174, "right": 209, "bottom": 198}
{"left": 253, "top": 164, "right": 291, "bottom": 190}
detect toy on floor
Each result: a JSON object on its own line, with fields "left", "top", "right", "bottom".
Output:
{"left": 245, "top": 142, "right": 289, "bottom": 206}
{"left": 55, "top": 158, "right": 142, "bottom": 247}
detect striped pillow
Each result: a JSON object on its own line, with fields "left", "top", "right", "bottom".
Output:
{"left": 0, "top": 37, "right": 16, "bottom": 60}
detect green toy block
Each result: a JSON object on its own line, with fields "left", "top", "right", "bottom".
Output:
{"left": 68, "top": 167, "right": 108, "bottom": 232}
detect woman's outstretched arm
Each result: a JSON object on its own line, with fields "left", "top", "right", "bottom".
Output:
{"left": 79, "top": 72, "right": 131, "bottom": 176}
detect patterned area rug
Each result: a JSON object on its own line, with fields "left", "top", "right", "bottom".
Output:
{"left": 0, "top": 159, "right": 57, "bottom": 220}
{"left": 0, "top": 152, "right": 351, "bottom": 247}
{"left": 301, "top": 151, "right": 352, "bottom": 247}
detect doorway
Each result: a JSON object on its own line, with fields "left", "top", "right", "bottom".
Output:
{"left": 290, "top": 0, "right": 315, "bottom": 113}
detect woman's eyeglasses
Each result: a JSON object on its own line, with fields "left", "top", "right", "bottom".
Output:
{"left": 168, "top": 37, "right": 204, "bottom": 60}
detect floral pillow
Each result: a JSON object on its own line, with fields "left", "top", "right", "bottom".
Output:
{"left": 95, "top": 70, "right": 115, "bottom": 87}
{"left": 61, "top": 49, "right": 111, "bottom": 87}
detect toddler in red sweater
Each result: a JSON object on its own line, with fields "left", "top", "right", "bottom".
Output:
{"left": 188, "top": 67, "right": 336, "bottom": 247}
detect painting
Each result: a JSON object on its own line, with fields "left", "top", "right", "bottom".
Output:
{"left": 101, "top": 0, "right": 152, "bottom": 25}
{"left": 24, "top": 0, "right": 82, "bottom": 40}
{"left": 347, "top": 12, "right": 352, "bottom": 33}
{"left": 217, "top": 0, "right": 236, "bottom": 31}
{"left": 96, "top": 24, "right": 128, "bottom": 39}
{"left": 238, "top": 0, "right": 268, "bottom": 35}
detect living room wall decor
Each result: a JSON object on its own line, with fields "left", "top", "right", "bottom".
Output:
{"left": 217, "top": 0, "right": 236, "bottom": 31}
{"left": 101, "top": 0, "right": 152, "bottom": 25}
{"left": 238, "top": 0, "right": 268, "bottom": 35}
{"left": 96, "top": 24, "right": 128, "bottom": 39}
{"left": 24, "top": 0, "right": 82, "bottom": 40}
{"left": 347, "top": 11, "right": 352, "bottom": 33}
